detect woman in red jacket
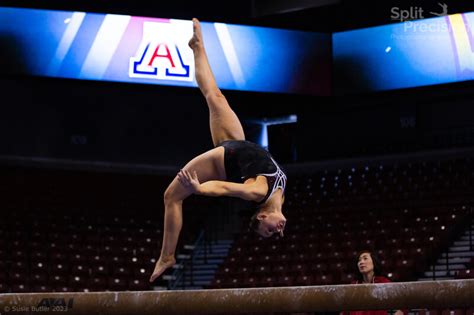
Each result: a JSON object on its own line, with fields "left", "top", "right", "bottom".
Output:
{"left": 341, "top": 250, "right": 403, "bottom": 315}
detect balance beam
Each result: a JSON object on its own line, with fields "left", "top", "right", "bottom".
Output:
{"left": 0, "top": 279, "right": 473, "bottom": 314}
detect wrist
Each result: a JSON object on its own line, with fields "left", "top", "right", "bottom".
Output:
{"left": 194, "top": 184, "right": 203, "bottom": 195}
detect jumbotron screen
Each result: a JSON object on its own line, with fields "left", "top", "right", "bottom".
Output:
{"left": 0, "top": 7, "right": 331, "bottom": 95}
{"left": 333, "top": 12, "right": 474, "bottom": 93}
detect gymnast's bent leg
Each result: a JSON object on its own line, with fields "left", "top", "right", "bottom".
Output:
{"left": 149, "top": 148, "right": 224, "bottom": 282}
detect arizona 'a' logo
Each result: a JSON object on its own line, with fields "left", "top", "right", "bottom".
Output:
{"left": 129, "top": 21, "right": 193, "bottom": 81}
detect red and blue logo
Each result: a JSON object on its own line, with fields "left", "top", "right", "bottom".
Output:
{"left": 129, "top": 21, "right": 194, "bottom": 81}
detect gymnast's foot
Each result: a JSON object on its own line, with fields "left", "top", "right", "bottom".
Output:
{"left": 188, "top": 18, "right": 203, "bottom": 51}
{"left": 149, "top": 255, "right": 176, "bottom": 282}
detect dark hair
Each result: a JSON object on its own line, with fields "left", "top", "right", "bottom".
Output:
{"left": 248, "top": 210, "right": 260, "bottom": 233}
{"left": 354, "top": 250, "right": 384, "bottom": 282}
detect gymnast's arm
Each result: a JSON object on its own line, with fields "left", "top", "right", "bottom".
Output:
{"left": 178, "top": 169, "right": 267, "bottom": 202}
{"left": 197, "top": 179, "right": 267, "bottom": 201}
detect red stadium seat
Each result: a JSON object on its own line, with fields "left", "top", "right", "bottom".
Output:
{"left": 441, "top": 310, "right": 466, "bottom": 315}
{"left": 310, "top": 263, "right": 328, "bottom": 273}
{"left": 215, "top": 266, "right": 234, "bottom": 278}
{"left": 241, "top": 276, "right": 258, "bottom": 288}
{"left": 70, "top": 253, "right": 88, "bottom": 264}
{"left": 235, "top": 266, "right": 252, "bottom": 275}
{"left": 32, "top": 285, "right": 52, "bottom": 292}
{"left": 11, "top": 283, "right": 30, "bottom": 293}
{"left": 54, "top": 286, "right": 73, "bottom": 292}
{"left": 129, "top": 278, "right": 150, "bottom": 291}
{"left": 51, "top": 263, "right": 69, "bottom": 275}
{"left": 90, "top": 276, "right": 108, "bottom": 291}
{"left": 49, "top": 274, "right": 68, "bottom": 287}
{"left": 295, "top": 275, "right": 315, "bottom": 286}
{"left": 91, "top": 264, "right": 109, "bottom": 276}
{"left": 9, "top": 272, "right": 23, "bottom": 283}
{"left": 275, "top": 275, "right": 294, "bottom": 286}
{"left": 456, "top": 269, "right": 474, "bottom": 279}
{"left": 271, "top": 264, "right": 287, "bottom": 275}
{"left": 107, "top": 277, "right": 128, "bottom": 291}
{"left": 315, "top": 274, "right": 333, "bottom": 285}
{"left": 340, "top": 273, "right": 355, "bottom": 284}
{"left": 112, "top": 266, "right": 131, "bottom": 277}
{"left": 0, "top": 282, "right": 8, "bottom": 293}
{"left": 71, "top": 264, "right": 90, "bottom": 276}
{"left": 68, "top": 275, "right": 89, "bottom": 289}
{"left": 50, "top": 252, "right": 68, "bottom": 263}
{"left": 0, "top": 271, "right": 7, "bottom": 282}
{"left": 254, "top": 265, "right": 271, "bottom": 277}
{"left": 30, "top": 272, "right": 48, "bottom": 284}
{"left": 290, "top": 264, "right": 307, "bottom": 276}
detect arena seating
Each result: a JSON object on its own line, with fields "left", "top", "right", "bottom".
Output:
{"left": 210, "top": 156, "right": 474, "bottom": 288}
{"left": 0, "top": 166, "right": 204, "bottom": 293}
{"left": 1, "top": 154, "right": 473, "bottom": 294}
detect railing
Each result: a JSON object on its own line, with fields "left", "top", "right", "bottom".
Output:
{"left": 430, "top": 205, "right": 474, "bottom": 280}
{"left": 470, "top": 206, "right": 473, "bottom": 251}
{"left": 168, "top": 230, "right": 207, "bottom": 290}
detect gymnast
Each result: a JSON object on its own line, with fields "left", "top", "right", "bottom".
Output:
{"left": 149, "top": 18, "right": 287, "bottom": 282}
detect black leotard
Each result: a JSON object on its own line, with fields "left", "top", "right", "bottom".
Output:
{"left": 219, "top": 140, "right": 287, "bottom": 205}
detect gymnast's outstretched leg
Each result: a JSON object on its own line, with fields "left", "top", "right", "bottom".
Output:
{"left": 188, "top": 18, "right": 245, "bottom": 146}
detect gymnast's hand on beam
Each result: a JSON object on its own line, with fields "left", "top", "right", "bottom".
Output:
{"left": 149, "top": 255, "right": 176, "bottom": 283}
{"left": 177, "top": 169, "right": 201, "bottom": 194}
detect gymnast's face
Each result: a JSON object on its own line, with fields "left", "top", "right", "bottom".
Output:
{"left": 358, "top": 252, "right": 374, "bottom": 274}
{"left": 256, "top": 211, "right": 286, "bottom": 238}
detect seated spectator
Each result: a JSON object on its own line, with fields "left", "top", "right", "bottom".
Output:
{"left": 341, "top": 250, "right": 403, "bottom": 315}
